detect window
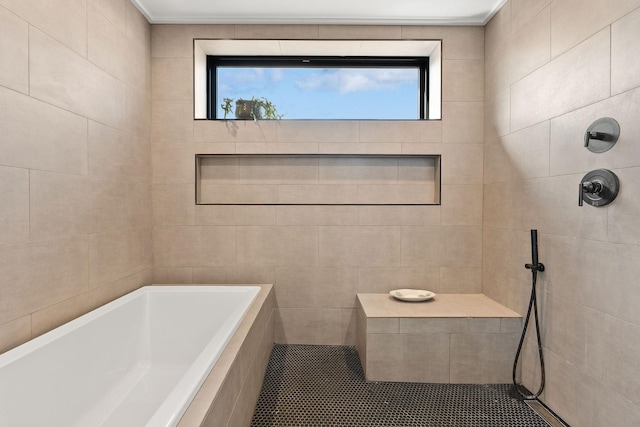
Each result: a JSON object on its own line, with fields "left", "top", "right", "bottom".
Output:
{"left": 208, "top": 57, "right": 428, "bottom": 120}
{"left": 193, "top": 40, "right": 442, "bottom": 120}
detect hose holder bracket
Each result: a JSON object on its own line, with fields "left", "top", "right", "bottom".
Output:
{"left": 525, "top": 262, "right": 545, "bottom": 272}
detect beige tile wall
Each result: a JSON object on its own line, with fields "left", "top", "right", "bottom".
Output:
{"left": 484, "top": 0, "right": 640, "bottom": 424}
{"left": 151, "top": 24, "right": 485, "bottom": 345}
{"left": 0, "top": 0, "right": 152, "bottom": 353}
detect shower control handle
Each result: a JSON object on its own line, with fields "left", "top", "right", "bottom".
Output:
{"left": 584, "top": 117, "right": 620, "bottom": 152}
{"left": 578, "top": 181, "right": 603, "bottom": 207}
{"left": 578, "top": 169, "right": 619, "bottom": 207}
{"left": 584, "top": 131, "right": 607, "bottom": 146}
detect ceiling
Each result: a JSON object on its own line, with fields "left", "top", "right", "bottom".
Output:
{"left": 131, "top": 0, "right": 506, "bottom": 26}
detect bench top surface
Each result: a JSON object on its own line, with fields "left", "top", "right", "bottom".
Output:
{"left": 357, "top": 293, "right": 521, "bottom": 318}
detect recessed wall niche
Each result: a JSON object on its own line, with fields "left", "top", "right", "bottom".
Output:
{"left": 195, "top": 154, "right": 441, "bottom": 205}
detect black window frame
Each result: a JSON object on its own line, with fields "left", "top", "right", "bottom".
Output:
{"left": 206, "top": 56, "right": 430, "bottom": 120}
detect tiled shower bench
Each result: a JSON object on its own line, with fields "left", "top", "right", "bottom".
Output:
{"left": 356, "top": 293, "right": 522, "bottom": 384}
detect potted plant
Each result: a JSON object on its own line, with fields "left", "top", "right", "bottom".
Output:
{"left": 220, "top": 97, "right": 284, "bottom": 120}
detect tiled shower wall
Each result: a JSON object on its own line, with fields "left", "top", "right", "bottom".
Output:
{"left": 484, "top": 0, "right": 640, "bottom": 425}
{"left": 0, "top": 0, "right": 152, "bottom": 353}
{"left": 151, "top": 25, "right": 484, "bottom": 344}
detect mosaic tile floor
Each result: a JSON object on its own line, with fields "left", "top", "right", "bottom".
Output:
{"left": 251, "top": 344, "right": 550, "bottom": 427}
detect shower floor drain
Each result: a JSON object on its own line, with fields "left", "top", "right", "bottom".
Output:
{"left": 251, "top": 344, "right": 551, "bottom": 427}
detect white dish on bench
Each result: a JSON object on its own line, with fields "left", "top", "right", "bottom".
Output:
{"left": 389, "top": 289, "right": 435, "bottom": 302}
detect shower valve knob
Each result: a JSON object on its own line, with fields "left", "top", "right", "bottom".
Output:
{"left": 587, "top": 131, "right": 607, "bottom": 141}
{"left": 579, "top": 181, "right": 603, "bottom": 206}
{"left": 583, "top": 181, "right": 603, "bottom": 194}
{"left": 584, "top": 117, "right": 620, "bottom": 152}
{"left": 578, "top": 169, "right": 620, "bottom": 207}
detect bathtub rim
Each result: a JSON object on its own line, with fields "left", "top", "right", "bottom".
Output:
{"left": 145, "top": 285, "right": 262, "bottom": 427}
{"left": 0, "top": 285, "right": 260, "bottom": 369}
{"left": 172, "top": 283, "right": 274, "bottom": 426}
{"left": 0, "top": 284, "right": 272, "bottom": 427}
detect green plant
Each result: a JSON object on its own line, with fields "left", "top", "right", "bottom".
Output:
{"left": 221, "top": 97, "right": 234, "bottom": 119}
{"left": 220, "top": 96, "right": 284, "bottom": 120}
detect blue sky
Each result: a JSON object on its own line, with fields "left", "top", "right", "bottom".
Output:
{"left": 216, "top": 67, "right": 419, "bottom": 119}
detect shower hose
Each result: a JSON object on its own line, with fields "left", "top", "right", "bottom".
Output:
{"left": 512, "top": 229, "right": 545, "bottom": 400}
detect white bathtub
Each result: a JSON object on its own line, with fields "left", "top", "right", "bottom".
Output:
{"left": 0, "top": 285, "right": 273, "bottom": 427}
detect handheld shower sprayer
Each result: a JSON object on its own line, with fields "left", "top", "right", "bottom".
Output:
{"left": 512, "top": 229, "right": 545, "bottom": 400}
{"left": 525, "top": 230, "right": 545, "bottom": 272}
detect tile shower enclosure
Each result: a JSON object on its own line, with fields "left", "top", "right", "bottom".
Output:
{"left": 2, "top": 0, "right": 640, "bottom": 425}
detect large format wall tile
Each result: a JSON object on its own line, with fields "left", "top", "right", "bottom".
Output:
{"left": 28, "top": 236, "right": 90, "bottom": 317}
{"left": 510, "top": 28, "right": 610, "bottom": 132}
{"left": 607, "top": 167, "right": 640, "bottom": 246}
{"left": 88, "top": 0, "right": 126, "bottom": 32}
{"left": 0, "top": 0, "right": 87, "bottom": 56}
{"left": 0, "top": 243, "right": 31, "bottom": 325}
{"left": 191, "top": 265, "right": 276, "bottom": 285}
{"left": 319, "top": 226, "right": 401, "bottom": 266}
{"left": 484, "top": 88, "right": 510, "bottom": 141}
{"left": 0, "top": 6, "right": 28, "bottom": 94}
{"left": 29, "top": 171, "right": 93, "bottom": 239}
{"left": 0, "top": 87, "right": 88, "bottom": 175}
{"left": 237, "top": 226, "right": 318, "bottom": 267}
{"left": 275, "top": 267, "right": 357, "bottom": 308}
{"left": 484, "top": 121, "right": 550, "bottom": 184}
{"left": 366, "top": 333, "right": 450, "bottom": 383}
{"left": 550, "top": 0, "right": 640, "bottom": 58}
{"left": 550, "top": 88, "right": 640, "bottom": 172}
{"left": 31, "top": 269, "right": 149, "bottom": 338}
{"left": 88, "top": 120, "right": 150, "bottom": 183}
{"left": 153, "top": 226, "right": 236, "bottom": 267}
{"left": 359, "top": 121, "right": 441, "bottom": 143}
{"left": 0, "top": 167, "right": 29, "bottom": 245}
{"left": 0, "top": 0, "right": 152, "bottom": 354}
{"left": 442, "top": 60, "right": 484, "bottom": 102}
{"left": 485, "top": 5, "right": 550, "bottom": 96}
{"left": 442, "top": 102, "right": 484, "bottom": 143}
{"left": 152, "top": 25, "right": 234, "bottom": 59}
{"left": 89, "top": 228, "right": 153, "bottom": 288}
{"left": 541, "top": 350, "right": 599, "bottom": 427}
{"left": 152, "top": 100, "right": 194, "bottom": 144}
{"left": 0, "top": 316, "right": 30, "bottom": 354}
{"left": 401, "top": 26, "right": 484, "bottom": 60}
{"left": 275, "top": 308, "right": 344, "bottom": 344}
{"left": 151, "top": 58, "right": 193, "bottom": 101}
{"left": 277, "top": 205, "right": 357, "bottom": 226}
{"left": 611, "top": 6, "right": 640, "bottom": 95}
{"left": 546, "top": 235, "right": 640, "bottom": 326}
{"left": 450, "top": 333, "right": 519, "bottom": 383}
{"left": 357, "top": 266, "right": 440, "bottom": 293}
{"left": 154, "top": 184, "right": 197, "bottom": 225}
{"left": 510, "top": 0, "right": 551, "bottom": 30}
{"left": 319, "top": 25, "right": 401, "bottom": 40}
{"left": 440, "top": 184, "right": 483, "bottom": 226}
{"left": 88, "top": 5, "right": 149, "bottom": 90}
{"left": 30, "top": 28, "right": 127, "bottom": 130}
{"left": 30, "top": 171, "right": 152, "bottom": 239}
{"left": 125, "top": 1, "right": 151, "bottom": 51}
{"left": 235, "top": 24, "right": 319, "bottom": 40}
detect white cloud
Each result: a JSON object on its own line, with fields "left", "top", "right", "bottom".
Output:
{"left": 224, "top": 68, "right": 266, "bottom": 85}
{"left": 295, "top": 69, "right": 416, "bottom": 93}
{"left": 270, "top": 69, "right": 285, "bottom": 82}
